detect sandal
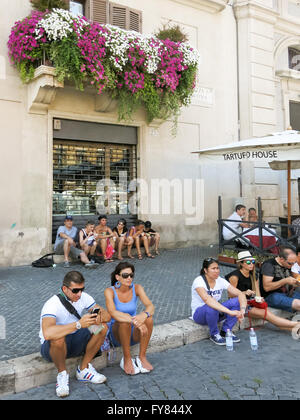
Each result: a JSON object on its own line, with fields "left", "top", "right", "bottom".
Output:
{"left": 146, "top": 254, "right": 155, "bottom": 259}
{"left": 155, "top": 250, "right": 160, "bottom": 256}
{"left": 128, "top": 255, "right": 135, "bottom": 259}
{"left": 138, "top": 254, "right": 143, "bottom": 260}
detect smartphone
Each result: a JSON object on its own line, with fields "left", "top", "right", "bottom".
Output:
{"left": 92, "top": 308, "right": 100, "bottom": 315}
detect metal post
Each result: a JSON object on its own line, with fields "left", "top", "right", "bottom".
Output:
{"left": 258, "top": 196, "right": 263, "bottom": 254}
{"left": 287, "top": 160, "right": 291, "bottom": 237}
{"left": 218, "top": 196, "right": 222, "bottom": 253}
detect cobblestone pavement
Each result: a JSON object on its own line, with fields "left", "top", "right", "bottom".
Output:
{"left": 0, "top": 246, "right": 232, "bottom": 361}
{"left": 2, "top": 327, "right": 300, "bottom": 401}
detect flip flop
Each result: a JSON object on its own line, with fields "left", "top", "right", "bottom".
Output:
{"left": 135, "top": 357, "right": 151, "bottom": 374}
{"left": 120, "top": 357, "right": 140, "bottom": 375}
{"left": 146, "top": 254, "right": 155, "bottom": 259}
{"left": 138, "top": 254, "right": 143, "bottom": 260}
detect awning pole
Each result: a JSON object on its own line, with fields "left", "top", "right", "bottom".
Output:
{"left": 288, "top": 160, "right": 291, "bottom": 237}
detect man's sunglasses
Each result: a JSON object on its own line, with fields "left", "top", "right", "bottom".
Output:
{"left": 68, "top": 286, "right": 85, "bottom": 294}
{"left": 244, "top": 260, "right": 255, "bottom": 265}
{"left": 121, "top": 273, "right": 134, "bottom": 279}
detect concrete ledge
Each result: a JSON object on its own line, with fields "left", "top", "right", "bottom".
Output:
{"left": 0, "top": 308, "right": 293, "bottom": 396}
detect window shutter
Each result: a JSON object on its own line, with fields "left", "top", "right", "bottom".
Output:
{"left": 92, "top": 0, "right": 109, "bottom": 24}
{"left": 128, "top": 7, "right": 142, "bottom": 32}
{"left": 63, "top": 0, "right": 70, "bottom": 8}
{"left": 109, "top": 2, "right": 127, "bottom": 30}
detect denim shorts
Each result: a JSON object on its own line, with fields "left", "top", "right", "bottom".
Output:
{"left": 40, "top": 328, "right": 92, "bottom": 362}
{"left": 108, "top": 322, "right": 138, "bottom": 348}
{"left": 265, "top": 291, "right": 300, "bottom": 313}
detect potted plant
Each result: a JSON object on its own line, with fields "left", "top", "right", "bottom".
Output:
{"left": 218, "top": 249, "right": 238, "bottom": 265}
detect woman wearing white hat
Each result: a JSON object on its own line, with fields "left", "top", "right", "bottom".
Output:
{"left": 226, "top": 251, "right": 300, "bottom": 333}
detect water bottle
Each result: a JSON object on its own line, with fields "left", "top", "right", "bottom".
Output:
{"left": 225, "top": 329, "right": 234, "bottom": 351}
{"left": 249, "top": 328, "right": 258, "bottom": 351}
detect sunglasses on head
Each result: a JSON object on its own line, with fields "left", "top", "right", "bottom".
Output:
{"left": 244, "top": 260, "right": 255, "bottom": 265}
{"left": 121, "top": 272, "right": 134, "bottom": 279}
{"left": 67, "top": 286, "right": 85, "bottom": 294}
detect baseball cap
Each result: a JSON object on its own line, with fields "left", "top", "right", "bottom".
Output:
{"left": 65, "top": 215, "right": 73, "bottom": 221}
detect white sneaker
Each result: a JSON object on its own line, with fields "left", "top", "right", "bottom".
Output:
{"left": 56, "top": 370, "right": 69, "bottom": 398}
{"left": 120, "top": 357, "right": 141, "bottom": 375}
{"left": 76, "top": 363, "right": 107, "bottom": 384}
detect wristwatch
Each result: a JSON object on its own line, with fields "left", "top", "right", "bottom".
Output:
{"left": 144, "top": 311, "right": 151, "bottom": 318}
{"left": 75, "top": 321, "right": 82, "bottom": 330}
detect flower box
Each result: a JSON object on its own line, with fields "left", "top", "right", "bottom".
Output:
{"left": 218, "top": 255, "right": 237, "bottom": 265}
{"left": 27, "top": 65, "right": 64, "bottom": 114}
{"left": 8, "top": 9, "right": 200, "bottom": 127}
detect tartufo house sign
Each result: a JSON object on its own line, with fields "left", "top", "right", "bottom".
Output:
{"left": 223, "top": 149, "right": 279, "bottom": 161}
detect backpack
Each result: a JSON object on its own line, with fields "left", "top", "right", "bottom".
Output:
{"left": 32, "top": 253, "right": 55, "bottom": 268}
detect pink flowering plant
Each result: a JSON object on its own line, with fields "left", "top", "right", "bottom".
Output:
{"left": 8, "top": 9, "right": 200, "bottom": 125}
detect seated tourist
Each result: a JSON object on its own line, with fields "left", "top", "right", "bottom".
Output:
{"left": 95, "top": 215, "right": 115, "bottom": 263}
{"left": 54, "top": 216, "right": 98, "bottom": 268}
{"left": 292, "top": 217, "right": 300, "bottom": 245}
{"left": 226, "top": 251, "right": 300, "bottom": 333}
{"left": 112, "top": 218, "right": 134, "bottom": 260}
{"left": 144, "top": 221, "right": 160, "bottom": 256}
{"left": 79, "top": 221, "right": 98, "bottom": 260}
{"left": 191, "top": 258, "right": 247, "bottom": 346}
{"left": 128, "top": 220, "right": 155, "bottom": 260}
{"left": 260, "top": 245, "right": 300, "bottom": 312}
{"left": 222, "top": 204, "right": 249, "bottom": 247}
{"left": 40, "top": 271, "right": 111, "bottom": 397}
{"left": 104, "top": 262, "right": 154, "bottom": 375}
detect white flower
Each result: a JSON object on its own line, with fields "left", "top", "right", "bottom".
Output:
{"left": 34, "top": 8, "right": 87, "bottom": 41}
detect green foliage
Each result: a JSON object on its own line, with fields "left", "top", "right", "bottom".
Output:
{"left": 155, "top": 23, "right": 188, "bottom": 43}
{"left": 30, "top": 0, "right": 68, "bottom": 12}
{"left": 49, "top": 35, "right": 84, "bottom": 90}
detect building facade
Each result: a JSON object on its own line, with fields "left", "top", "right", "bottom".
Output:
{"left": 1, "top": 0, "right": 300, "bottom": 267}
{"left": 0, "top": 0, "right": 240, "bottom": 266}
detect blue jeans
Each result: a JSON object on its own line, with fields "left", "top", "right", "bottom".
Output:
{"left": 40, "top": 329, "right": 92, "bottom": 362}
{"left": 193, "top": 297, "right": 240, "bottom": 337}
{"left": 265, "top": 290, "right": 300, "bottom": 313}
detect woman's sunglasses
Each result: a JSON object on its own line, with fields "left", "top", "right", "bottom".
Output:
{"left": 244, "top": 260, "right": 255, "bottom": 265}
{"left": 121, "top": 272, "right": 134, "bottom": 279}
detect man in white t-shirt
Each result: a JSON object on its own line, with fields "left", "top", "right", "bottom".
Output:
{"left": 222, "top": 204, "right": 248, "bottom": 245}
{"left": 40, "top": 271, "right": 111, "bottom": 398}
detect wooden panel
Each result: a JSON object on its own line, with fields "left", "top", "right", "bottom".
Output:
{"left": 128, "top": 8, "right": 142, "bottom": 32}
{"left": 93, "top": 0, "right": 109, "bottom": 24}
{"left": 109, "top": 2, "right": 127, "bottom": 29}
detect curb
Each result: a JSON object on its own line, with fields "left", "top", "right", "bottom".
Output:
{"left": 0, "top": 309, "right": 290, "bottom": 397}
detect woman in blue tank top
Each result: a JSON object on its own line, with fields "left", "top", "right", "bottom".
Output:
{"left": 104, "top": 262, "right": 155, "bottom": 375}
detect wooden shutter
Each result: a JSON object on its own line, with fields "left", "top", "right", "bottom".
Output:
{"left": 109, "top": 3, "right": 142, "bottom": 32}
{"left": 109, "top": 2, "right": 127, "bottom": 30}
{"left": 128, "top": 7, "right": 142, "bottom": 32}
{"left": 92, "top": 0, "right": 109, "bottom": 24}
{"left": 63, "top": 0, "right": 70, "bottom": 9}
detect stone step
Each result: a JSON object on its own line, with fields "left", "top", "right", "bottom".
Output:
{"left": 0, "top": 308, "right": 294, "bottom": 396}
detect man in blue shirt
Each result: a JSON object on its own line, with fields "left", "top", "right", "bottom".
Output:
{"left": 54, "top": 216, "right": 98, "bottom": 268}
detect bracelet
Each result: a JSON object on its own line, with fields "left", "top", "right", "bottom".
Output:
{"left": 144, "top": 311, "right": 151, "bottom": 318}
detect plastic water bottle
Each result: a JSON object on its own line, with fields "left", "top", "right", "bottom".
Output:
{"left": 226, "top": 329, "right": 234, "bottom": 351}
{"left": 249, "top": 328, "right": 258, "bottom": 351}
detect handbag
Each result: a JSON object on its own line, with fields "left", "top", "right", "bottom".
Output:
{"left": 246, "top": 269, "right": 268, "bottom": 329}
{"left": 32, "top": 253, "right": 55, "bottom": 268}
{"left": 105, "top": 241, "right": 115, "bottom": 260}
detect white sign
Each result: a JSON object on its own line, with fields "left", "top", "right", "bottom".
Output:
{"left": 191, "top": 86, "right": 214, "bottom": 107}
